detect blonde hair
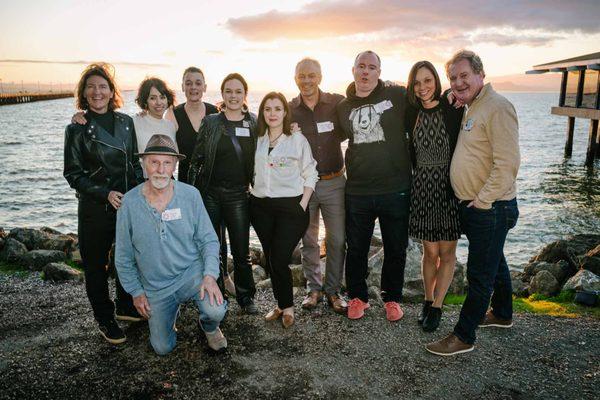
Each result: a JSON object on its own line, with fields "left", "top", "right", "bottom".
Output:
{"left": 445, "top": 50, "right": 485, "bottom": 77}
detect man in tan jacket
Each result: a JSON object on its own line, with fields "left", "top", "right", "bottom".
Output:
{"left": 426, "top": 50, "right": 520, "bottom": 356}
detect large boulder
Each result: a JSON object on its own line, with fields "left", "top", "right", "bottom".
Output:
{"left": 289, "top": 264, "right": 306, "bottom": 288}
{"left": 563, "top": 269, "right": 600, "bottom": 292}
{"left": 252, "top": 265, "right": 267, "bottom": 283}
{"left": 8, "top": 227, "right": 76, "bottom": 253}
{"left": 580, "top": 244, "right": 600, "bottom": 275}
{"left": 43, "top": 262, "right": 83, "bottom": 282}
{"left": 249, "top": 246, "right": 265, "bottom": 267}
{"left": 1, "top": 238, "right": 28, "bottom": 263}
{"left": 20, "top": 249, "right": 67, "bottom": 271}
{"left": 523, "top": 260, "right": 574, "bottom": 284}
{"left": 529, "top": 270, "right": 560, "bottom": 297}
{"left": 448, "top": 262, "right": 467, "bottom": 295}
{"left": 291, "top": 244, "right": 302, "bottom": 265}
{"left": 510, "top": 271, "right": 530, "bottom": 297}
{"left": 256, "top": 278, "right": 272, "bottom": 289}
{"left": 368, "top": 286, "right": 384, "bottom": 306}
{"left": 530, "top": 234, "right": 600, "bottom": 270}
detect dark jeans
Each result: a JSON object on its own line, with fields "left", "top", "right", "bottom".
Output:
{"left": 250, "top": 195, "right": 309, "bottom": 309}
{"left": 454, "top": 198, "right": 519, "bottom": 344}
{"left": 78, "top": 200, "right": 133, "bottom": 324}
{"left": 204, "top": 185, "right": 256, "bottom": 305}
{"left": 345, "top": 191, "right": 410, "bottom": 303}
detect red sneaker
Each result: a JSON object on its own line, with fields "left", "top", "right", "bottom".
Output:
{"left": 384, "top": 301, "right": 404, "bottom": 322}
{"left": 347, "top": 298, "right": 370, "bottom": 319}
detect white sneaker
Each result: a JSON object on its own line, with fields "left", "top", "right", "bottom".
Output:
{"left": 205, "top": 327, "right": 227, "bottom": 352}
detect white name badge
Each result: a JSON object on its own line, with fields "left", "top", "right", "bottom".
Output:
{"left": 162, "top": 208, "right": 182, "bottom": 221}
{"left": 235, "top": 127, "right": 251, "bottom": 137}
{"left": 317, "top": 121, "right": 334, "bottom": 133}
{"left": 242, "top": 120, "right": 250, "bottom": 128}
{"left": 373, "top": 100, "right": 393, "bottom": 114}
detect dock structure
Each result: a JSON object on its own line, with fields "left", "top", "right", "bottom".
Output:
{"left": 0, "top": 91, "right": 73, "bottom": 106}
{"left": 527, "top": 52, "right": 600, "bottom": 168}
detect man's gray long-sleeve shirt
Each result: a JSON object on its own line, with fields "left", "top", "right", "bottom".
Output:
{"left": 115, "top": 181, "right": 220, "bottom": 300}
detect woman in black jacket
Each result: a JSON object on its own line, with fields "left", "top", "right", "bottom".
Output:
{"left": 188, "top": 73, "right": 258, "bottom": 314}
{"left": 63, "top": 63, "right": 144, "bottom": 344}
{"left": 405, "top": 61, "right": 464, "bottom": 333}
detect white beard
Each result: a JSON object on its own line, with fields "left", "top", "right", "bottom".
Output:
{"left": 150, "top": 175, "right": 170, "bottom": 190}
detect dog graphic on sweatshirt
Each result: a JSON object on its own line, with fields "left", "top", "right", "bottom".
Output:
{"left": 349, "top": 104, "right": 386, "bottom": 144}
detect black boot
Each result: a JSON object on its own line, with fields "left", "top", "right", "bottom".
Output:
{"left": 422, "top": 306, "right": 442, "bottom": 332}
{"left": 418, "top": 301, "right": 433, "bottom": 325}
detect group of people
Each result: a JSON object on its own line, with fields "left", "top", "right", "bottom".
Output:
{"left": 63, "top": 48, "right": 520, "bottom": 357}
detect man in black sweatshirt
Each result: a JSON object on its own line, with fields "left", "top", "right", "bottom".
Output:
{"left": 337, "top": 51, "right": 411, "bottom": 321}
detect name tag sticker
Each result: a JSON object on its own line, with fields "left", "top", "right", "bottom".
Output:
{"left": 373, "top": 100, "right": 393, "bottom": 114}
{"left": 235, "top": 127, "right": 251, "bottom": 137}
{"left": 162, "top": 208, "right": 182, "bottom": 221}
{"left": 242, "top": 120, "right": 249, "bottom": 128}
{"left": 317, "top": 121, "right": 334, "bottom": 133}
{"left": 464, "top": 119, "right": 474, "bottom": 131}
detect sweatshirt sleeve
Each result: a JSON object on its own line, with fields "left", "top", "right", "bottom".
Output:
{"left": 299, "top": 135, "right": 318, "bottom": 190}
{"left": 115, "top": 198, "right": 145, "bottom": 298}
{"left": 476, "top": 101, "right": 520, "bottom": 207}
{"left": 192, "top": 191, "right": 220, "bottom": 280}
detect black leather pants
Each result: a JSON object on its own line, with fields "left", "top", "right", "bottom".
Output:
{"left": 203, "top": 185, "right": 256, "bottom": 306}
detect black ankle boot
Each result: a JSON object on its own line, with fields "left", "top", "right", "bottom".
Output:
{"left": 418, "top": 301, "right": 433, "bottom": 325}
{"left": 423, "top": 306, "right": 442, "bottom": 332}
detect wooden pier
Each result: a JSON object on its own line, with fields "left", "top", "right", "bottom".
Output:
{"left": 528, "top": 52, "right": 600, "bottom": 168}
{"left": 0, "top": 91, "right": 73, "bottom": 106}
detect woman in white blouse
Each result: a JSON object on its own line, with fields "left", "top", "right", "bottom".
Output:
{"left": 250, "top": 92, "right": 318, "bottom": 328}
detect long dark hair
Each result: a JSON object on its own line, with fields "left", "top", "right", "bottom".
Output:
{"left": 406, "top": 60, "right": 442, "bottom": 107}
{"left": 135, "top": 77, "right": 176, "bottom": 110}
{"left": 76, "top": 63, "right": 123, "bottom": 111}
{"left": 257, "top": 92, "right": 291, "bottom": 137}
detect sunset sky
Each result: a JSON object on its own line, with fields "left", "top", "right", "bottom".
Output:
{"left": 1, "top": 0, "right": 599, "bottom": 94}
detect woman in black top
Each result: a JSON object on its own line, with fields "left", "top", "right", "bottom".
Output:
{"left": 188, "top": 73, "right": 258, "bottom": 314}
{"left": 405, "top": 61, "right": 463, "bottom": 332}
{"left": 173, "top": 66, "right": 218, "bottom": 184}
{"left": 63, "top": 63, "right": 144, "bottom": 344}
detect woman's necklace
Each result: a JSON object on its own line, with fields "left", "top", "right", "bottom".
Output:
{"left": 269, "top": 132, "right": 283, "bottom": 146}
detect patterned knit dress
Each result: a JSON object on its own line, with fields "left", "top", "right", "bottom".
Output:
{"left": 408, "top": 105, "right": 461, "bottom": 242}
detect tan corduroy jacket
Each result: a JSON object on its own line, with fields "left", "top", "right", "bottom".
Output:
{"left": 450, "top": 83, "right": 520, "bottom": 208}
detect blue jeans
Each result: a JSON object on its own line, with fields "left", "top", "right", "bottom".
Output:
{"left": 147, "top": 277, "right": 227, "bottom": 355}
{"left": 454, "top": 198, "right": 519, "bottom": 344}
{"left": 345, "top": 191, "right": 410, "bottom": 303}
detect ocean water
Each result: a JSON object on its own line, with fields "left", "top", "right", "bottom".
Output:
{"left": 0, "top": 91, "right": 598, "bottom": 267}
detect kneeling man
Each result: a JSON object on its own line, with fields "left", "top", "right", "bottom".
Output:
{"left": 115, "top": 134, "right": 227, "bottom": 355}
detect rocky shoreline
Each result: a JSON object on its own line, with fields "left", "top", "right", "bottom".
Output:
{"left": 1, "top": 226, "right": 599, "bottom": 302}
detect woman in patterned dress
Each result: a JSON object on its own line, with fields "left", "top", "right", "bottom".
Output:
{"left": 405, "top": 61, "right": 464, "bottom": 332}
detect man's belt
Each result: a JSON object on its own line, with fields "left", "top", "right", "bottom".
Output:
{"left": 319, "top": 168, "right": 345, "bottom": 180}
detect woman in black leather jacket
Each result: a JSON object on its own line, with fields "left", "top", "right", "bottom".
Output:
{"left": 188, "top": 73, "right": 258, "bottom": 314}
{"left": 63, "top": 63, "right": 144, "bottom": 345}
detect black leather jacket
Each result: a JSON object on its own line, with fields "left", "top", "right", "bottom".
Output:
{"left": 63, "top": 111, "right": 144, "bottom": 204}
{"left": 188, "top": 112, "right": 257, "bottom": 194}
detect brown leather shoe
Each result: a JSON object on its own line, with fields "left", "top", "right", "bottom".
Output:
{"left": 264, "top": 308, "right": 283, "bottom": 321}
{"left": 479, "top": 310, "right": 513, "bottom": 328}
{"left": 425, "top": 333, "right": 474, "bottom": 356}
{"left": 326, "top": 293, "right": 347, "bottom": 314}
{"left": 301, "top": 291, "right": 322, "bottom": 310}
{"left": 282, "top": 312, "right": 295, "bottom": 328}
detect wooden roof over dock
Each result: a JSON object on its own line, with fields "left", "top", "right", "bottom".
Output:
{"left": 529, "top": 52, "right": 600, "bottom": 73}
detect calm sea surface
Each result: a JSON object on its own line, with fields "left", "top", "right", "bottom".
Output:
{"left": 1, "top": 91, "right": 599, "bottom": 267}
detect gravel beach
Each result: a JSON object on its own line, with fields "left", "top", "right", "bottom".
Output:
{"left": 0, "top": 274, "right": 598, "bottom": 400}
